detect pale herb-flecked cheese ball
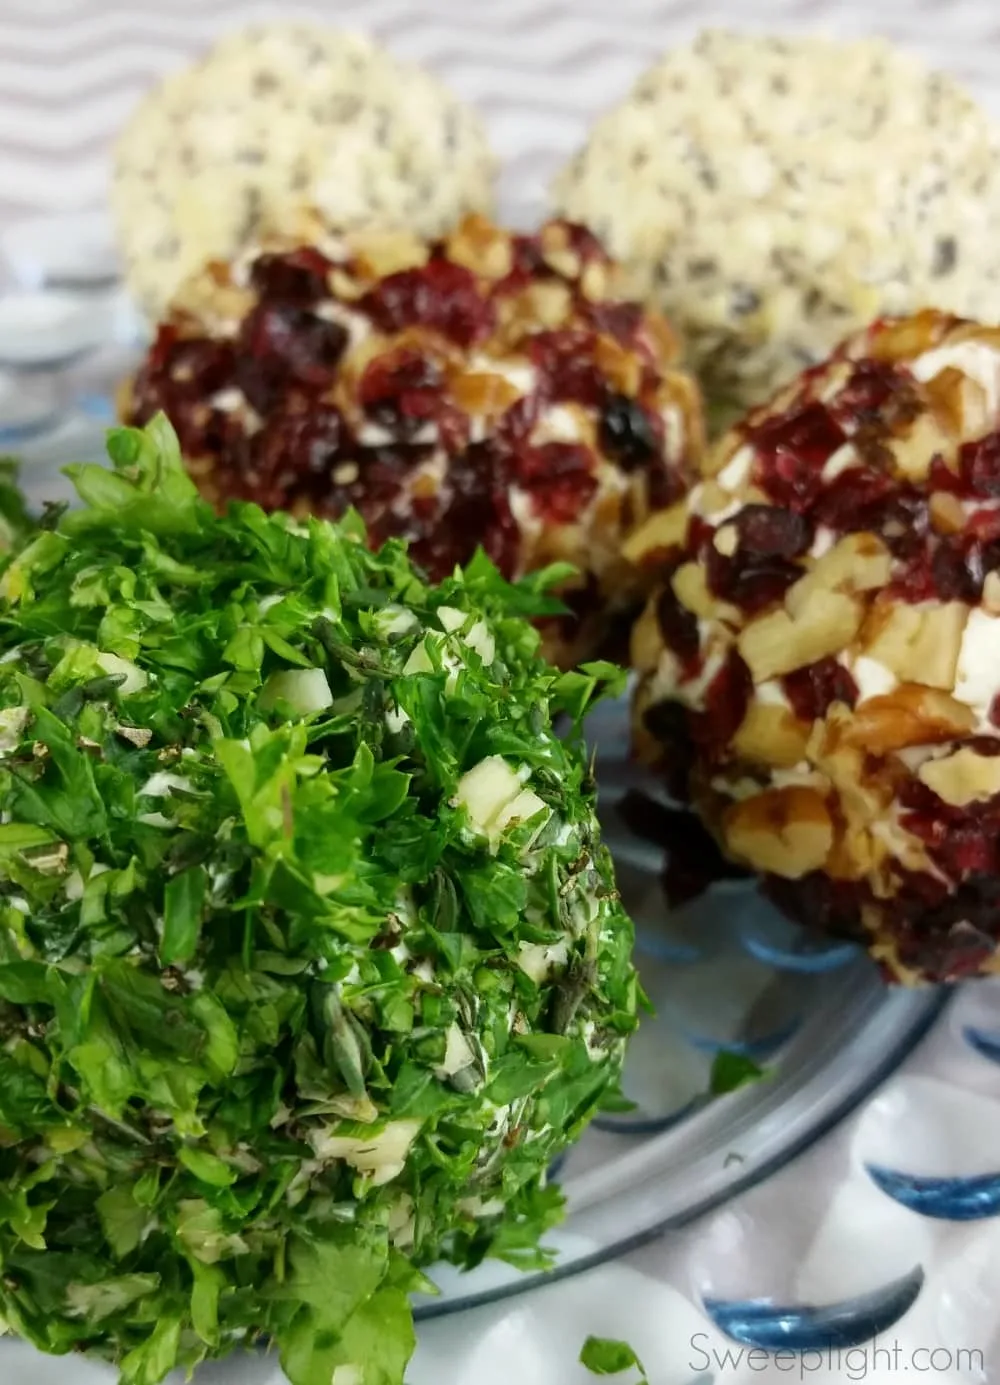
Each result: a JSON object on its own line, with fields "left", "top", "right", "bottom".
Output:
{"left": 113, "top": 24, "right": 495, "bottom": 320}
{"left": 553, "top": 31, "right": 1000, "bottom": 416}
{"left": 628, "top": 310, "right": 1000, "bottom": 985}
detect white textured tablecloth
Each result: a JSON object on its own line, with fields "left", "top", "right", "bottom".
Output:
{"left": 0, "top": 3, "right": 999, "bottom": 1382}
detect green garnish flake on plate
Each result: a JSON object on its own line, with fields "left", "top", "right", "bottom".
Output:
{"left": 0, "top": 416, "right": 638, "bottom": 1385}
{"left": 580, "top": 1334, "right": 649, "bottom": 1380}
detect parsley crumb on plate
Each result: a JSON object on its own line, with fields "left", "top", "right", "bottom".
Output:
{"left": 580, "top": 1334, "right": 649, "bottom": 1380}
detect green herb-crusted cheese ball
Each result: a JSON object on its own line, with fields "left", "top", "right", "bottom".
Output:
{"left": 0, "top": 418, "right": 637, "bottom": 1385}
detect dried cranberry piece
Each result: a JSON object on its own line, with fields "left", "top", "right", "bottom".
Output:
{"left": 359, "top": 349, "right": 440, "bottom": 407}
{"left": 915, "top": 815, "right": 999, "bottom": 879}
{"left": 236, "top": 303, "right": 348, "bottom": 412}
{"left": 510, "top": 235, "right": 547, "bottom": 277}
{"left": 948, "top": 826, "right": 1000, "bottom": 876}
{"left": 516, "top": 442, "right": 598, "bottom": 525}
{"left": 362, "top": 259, "right": 493, "bottom": 348}
{"left": 932, "top": 537, "right": 983, "bottom": 602}
{"left": 530, "top": 330, "right": 607, "bottom": 407}
{"left": 491, "top": 235, "right": 551, "bottom": 297}
{"left": 812, "top": 467, "right": 890, "bottom": 531}
{"left": 928, "top": 453, "right": 963, "bottom": 495}
{"left": 965, "top": 506, "right": 1000, "bottom": 543}
{"left": 617, "top": 790, "right": 750, "bottom": 906}
{"left": 130, "top": 332, "right": 241, "bottom": 458}
{"left": 585, "top": 301, "right": 644, "bottom": 346}
{"left": 783, "top": 657, "right": 858, "bottom": 721}
{"left": 706, "top": 543, "right": 801, "bottom": 614}
{"left": 816, "top": 471, "right": 928, "bottom": 560}
{"left": 250, "top": 248, "right": 332, "bottom": 303}
{"left": 733, "top": 504, "right": 812, "bottom": 560}
{"left": 140, "top": 322, "right": 183, "bottom": 379}
{"left": 748, "top": 401, "right": 846, "bottom": 508}
{"left": 690, "top": 650, "right": 753, "bottom": 751}
{"left": 560, "top": 221, "right": 608, "bottom": 263}
{"left": 160, "top": 334, "right": 237, "bottom": 398}
{"left": 960, "top": 432, "right": 1000, "bottom": 497}
{"left": 536, "top": 573, "right": 615, "bottom": 665}
{"left": 898, "top": 780, "right": 951, "bottom": 835}
{"left": 926, "top": 926, "right": 998, "bottom": 981}
{"left": 358, "top": 347, "right": 469, "bottom": 452}
{"left": 686, "top": 515, "right": 715, "bottom": 556}
{"left": 888, "top": 554, "right": 937, "bottom": 603}
{"left": 892, "top": 873, "right": 1000, "bottom": 980}
{"left": 654, "top": 573, "right": 700, "bottom": 665}
{"left": 598, "top": 393, "right": 660, "bottom": 471}
{"left": 495, "top": 394, "right": 543, "bottom": 450}
{"left": 640, "top": 700, "right": 696, "bottom": 800}
{"left": 764, "top": 872, "right": 866, "bottom": 944}
{"left": 359, "top": 348, "right": 444, "bottom": 439}
{"left": 831, "top": 358, "right": 908, "bottom": 423}
{"left": 239, "top": 403, "right": 347, "bottom": 510}
{"left": 646, "top": 461, "right": 687, "bottom": 512}
{"left": 358, "top": 443, "right": 435, "bottom": 507}
{"left": 875, "top": 488, "right": 930, "bottom": 560}
{"left": 408, "top": 441, "right": 518, "bottom": 580}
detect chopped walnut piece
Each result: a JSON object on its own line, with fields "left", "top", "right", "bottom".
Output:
{"left": 672, "top": 561, "right": 739, "bottom": 623}
{"left": 722, "top": 786, "right": 833, "bottom": 878}
{"left": 621, "top": 502, "right": 689, "bottom": 565}
{"left": 860, "top": 600, "right": 968, "bottom": 690}
{"left": 451, "top": 370, "right": 520, "bottom": 417}
{"left": 888, "top": 410, "right": 954, "bottom": 481}
{"left": 713, "top": 523, "right": 739, "bottom": 556}
{"left": 630, "top": 599, "right": 670, "bottom": 675}
{"left": 594, "top": 334, "right": 642, "bottom": 396}
{"left": 929, "top": 490, "right": 966, "bottom": 534}
{"left": 172, "top": 272, "right": 255, "bottom": 330}
{"left": 346, "top": 228, "right": 430, "bottom": 279}
{"left": 785, "top": 534, "right": 892, "bottom": 620}
{"left": 580, "top": 260, "right": 610, "bottom": 302}
{"left": 738, "top": 590, "right": 862, "bottom": 682}
{"left": 868, "top": 309, "right": 949, "bottom": 363}
{"left": 832, "top": 683, "right": 977, "bottom": 752}
{"left": 444, "top": 215, "right": 513, "bottom": 279}
{"left": 731, "top": 703, "right": 811, "bottom": 768}
{"left": 918, "top": 747, "right": 1000, "bottom": 806}
{"left": 328, "top": 268, "right": 365, "bottom": 301}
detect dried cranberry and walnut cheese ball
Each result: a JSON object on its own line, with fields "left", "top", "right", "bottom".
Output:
{"left": 629, "top": 309, "right": 1000, "bottom": 984}
{"left": 124, "top": 214, "right": 703, "bottom": 666}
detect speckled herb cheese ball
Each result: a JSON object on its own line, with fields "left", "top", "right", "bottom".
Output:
{"left": 0, "top": 418, "right": 638, "bottom": 1385}
{"left": 553, "top": 31, "right": 1000, "bottom": 416}
{"left": 627, "top": 309, "right": 1000, "bottom": 984}
{"left": 122, "top": 214, "right": 703, "bottom": 668}
{"left": 112, "top": 23, "right": 495, "bottom": 320}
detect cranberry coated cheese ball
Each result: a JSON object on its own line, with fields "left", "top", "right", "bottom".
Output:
{"left": 553, "top": 32, "right": 1000, "bottom": 417}
{"left": 113, "top": 24, "right": 495, "bottom": 320}
{"left": 629, "top": 310, "right": 1000, "bottom": 983}
{"left": 124, "top": 215, "right": 703, "bottom": 667}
